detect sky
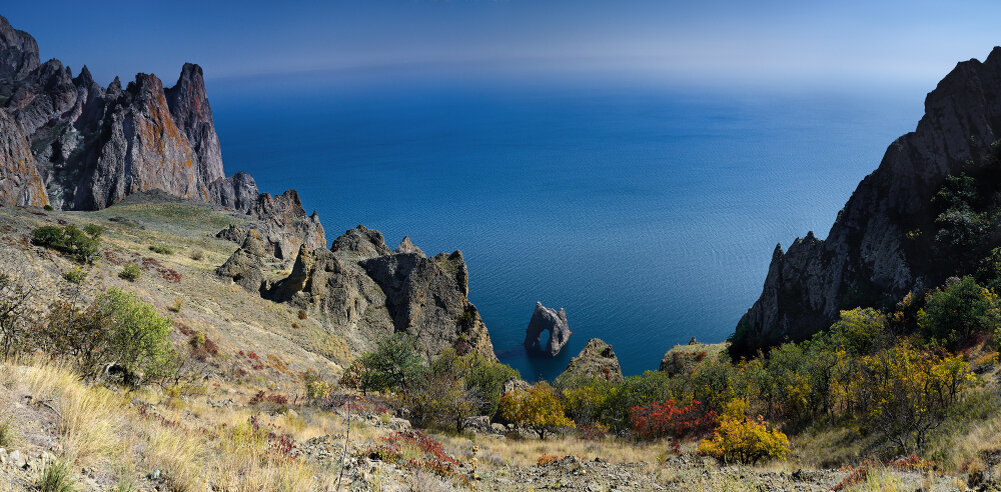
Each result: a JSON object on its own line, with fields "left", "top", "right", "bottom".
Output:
{"left": 4, "top": 1, "right": 1001, "bottom": 92}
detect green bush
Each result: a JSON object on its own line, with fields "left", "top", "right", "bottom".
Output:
{"left": 149, "top": 244, "right": 173, "bottom": 255}
{"left": 42, "top": 204, "right": 54, "bottom": 211}
{"left": 37, "top": 458, "right": 75, "bottom": 492}
{"left": 918, "top": 276, "right": 1001, "bottom": 349}
{"left": 119, "top": 263, "right": 140, "bottom": 282}
{"left": 355, "top": 332, "right": 423, "bottom": 393}
{"left": 83, "top": 224, "right": 104, "bottom": 239}
{"left": 31, "top": 225, "right": 100, "bottom": 263}
{"left": 0, "top": 272, "right": 32, "bottom": 360}
{"left": 62, "top": 268, "right": 88, "bottom": 285}
{"left": 94, "top": 289, "right": 176, "bottom": 388}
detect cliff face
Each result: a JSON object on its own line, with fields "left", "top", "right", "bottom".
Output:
{"left": 221, "top": 226, "right": 496, "bottom": 360}
{"left": 734, "top": 47, "right": 1001, "bottom": 358}
{"left": 0, "top": 14, "right": 322, "bottom": 261}
{"left": 0, "top": 14, "right": 252, "bottom": 212}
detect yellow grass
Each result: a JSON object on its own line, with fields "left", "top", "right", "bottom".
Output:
{"left": 0, "top": 358, "right": 340, "bottom": 491}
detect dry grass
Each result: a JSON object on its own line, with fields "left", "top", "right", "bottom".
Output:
{"left": 0, "top": 359, "right": 341, "bottom": 491}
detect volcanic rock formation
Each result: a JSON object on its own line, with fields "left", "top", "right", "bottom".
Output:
{"left": 734, "top": 46, "right": 1001, "bottom": 358}
{"left": 524, "top": 302, "right": 571, "bottom": 357}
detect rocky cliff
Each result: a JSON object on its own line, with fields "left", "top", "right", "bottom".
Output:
{"left": 733, "top": 46, "right": 1001, "bottom": 358}
{"left": 220, "top": 226, "right": 496, "bottom": 360}
{"left": 0, "top": 14, "right": 322, "bottom": 260}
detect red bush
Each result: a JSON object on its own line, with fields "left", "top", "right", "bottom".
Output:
{"left": 628, "top": 399, "right": 717, "bottom": 440}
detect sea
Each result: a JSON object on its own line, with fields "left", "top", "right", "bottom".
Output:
{"left": 209, "top": 74, "right": 923, "bottom": 381}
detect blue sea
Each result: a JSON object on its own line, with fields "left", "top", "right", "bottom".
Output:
{"left": 210, "top": 76, "right": 922, "bottom": 381}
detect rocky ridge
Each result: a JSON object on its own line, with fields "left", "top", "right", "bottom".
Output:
{"left": 0, "top": 14, "right": 321, "bottom": 258}
{"left": 735, "top": 46, "right": 1001, "bottom": 357}
{"left": 220, "top": 225, "right": 495, "bottom": 360}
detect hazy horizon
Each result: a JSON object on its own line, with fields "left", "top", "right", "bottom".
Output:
{"left": 3, "top": 1, "right": 1000, "bottom": 94}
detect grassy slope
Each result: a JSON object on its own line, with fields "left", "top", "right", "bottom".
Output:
{"left": 0, "top": 201, "right": 986, "bottom": 490}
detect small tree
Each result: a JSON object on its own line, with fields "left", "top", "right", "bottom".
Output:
{"left": 0, "top": 272, "right": 33, "bottom": 360}
{"left": 829, "top": 307, "right": 889, "bottom": 356}
{"left": 356, "top": 332, "right": 423, "bottom": 393}
{"left": 857, "top": 343, "right": 974, "bottom": 453}
{"left": 94, "top": 289, "right": 176, "bottom": 388}
{"left": 498, "top": 381, "right": 575, "bottom": 439}
{"left": 697, "top": 398, "right": 789, "bottom": 464}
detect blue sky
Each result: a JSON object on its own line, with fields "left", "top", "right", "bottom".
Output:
{"left": 4, "top": 1, "right": 1001, "bottom": 91}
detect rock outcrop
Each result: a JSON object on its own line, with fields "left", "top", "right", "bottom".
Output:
{"left": 0, "top": 13, "right": 313, "bottom": 230}
{"left": 394, "top": 236, "right": 425, "bottom": 257}
{"left": 252, "top": 228, "right": 495, "bottom": 360}
{"left": 554, "top": 338, "right": 623, "bottom": 385}
{"left": 0, "top": 110, "right": 47, "bottom": 206}
{"left": 332, "top": 224, "right": 391, "bottom": 258}
{"left": 249, "top": 190, "right": 326, "bottom": 260}
{"left": 523, "top": 302, "right": 571, "bottom": 356}
{"left": 216, "top": 230, "right": 270, "bottom": 292}
{"left": 734, "top": 46, "right": 1001, "bottom": 358}
{"left": 361, "top": 249, "right": 492, "bottom": 359}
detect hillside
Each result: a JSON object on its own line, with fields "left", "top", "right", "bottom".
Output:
{"left": 0, "top": 200, "right": 976, "bottom": 491}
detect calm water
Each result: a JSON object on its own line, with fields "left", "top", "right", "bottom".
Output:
{"left": 210, "top": 78, "right": 920, "bottom": 381}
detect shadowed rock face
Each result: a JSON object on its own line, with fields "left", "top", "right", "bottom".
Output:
{"left": 524, "top": 302, "right": 571, "bottom": 357}
{"left": 215, "top": 230, "right": 269, "bottom": 293}
{"left": 224, "top": 228, "right": 496, "bottom": 360}
{"left": 554, "top": 338, "right": 623, "bottom": 385}
{"left": 734, "top": 46, "right": 1001, "bottom": 359}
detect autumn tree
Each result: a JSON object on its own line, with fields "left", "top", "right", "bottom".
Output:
{"left": 499, "top": 381, "right": 575, "bottom": 439}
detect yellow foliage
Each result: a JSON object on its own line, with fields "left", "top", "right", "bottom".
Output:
{"left": 499, "top": 381, "right": 575, "bottom": 439}
{"left": 697, "top": 398, "right": 789, "bottom": 464}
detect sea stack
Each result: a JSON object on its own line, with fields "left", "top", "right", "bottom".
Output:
{"left": 524, "top": 301, "right": 571, "bottom": 356}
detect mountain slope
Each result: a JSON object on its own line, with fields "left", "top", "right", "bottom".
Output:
{"left": 733, "top": 47, "right": 1001, "bottom": 357}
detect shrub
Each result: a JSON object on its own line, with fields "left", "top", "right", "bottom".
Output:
{"left": 149, "top": 244, "right": 173, "bottom": 255}
{"left": 0, "top": 272, "right": 33, "bottom": 359}
{"left": 629, "top": 399, "right": 717, "bottom": 440}
{"left": 405, "top": 362, "right": 480, "bottom": 432}
{"left": 697, "top": 398, "right": 789, "bottom": 464}
{"left": 499, "top": 381, "right": 575, "bottom": 439}
{"left": 190, "top": 249, "right": 205, "bottom": 261}
{"left": 918, "top": 276, "right": 1001, "bottom": 349}
{"left": 856, "top": 343, "right": 975, "bottom": 454}
{"left": 94, "top": 288, "right": 176, "bottom": 388}
{"left": 365, "top": 430, "right": 465, "bottom": 482}
{"left": 37, "top": 459, "right": 75, "bottom": 492}
{"left": 356, "top": 333, "right": 424, "bottom": 393}
{"left": 0, "top": 417, "right": 15, "bottom": 447}
{"left": 42, "top": 204, "right": 54, "bottom": 211}
{"left": 560, "top": 378, "right": 619, "bottom": 426}
{"left": 31, "top": 224, "right": 100, "bottom": 263}
{"left": 83, "top": 223, "right": 103, "bottom": 239}
{"left": 119, "top": 263, "right": 140, "bottom": 281}
{"left": 829, "top": 307, "right": 890, "bottom": 356}
{"left": 302, "top": 369, "right": 334, "bottom": 401}
{"left": 61, "top": 268, "right": 88, "bottom": 285}
{"left": 168, "top": 298, "right": 184, "bottom": 313}
{"left": 297, "top": 309, "right": 307, "bottom": 320}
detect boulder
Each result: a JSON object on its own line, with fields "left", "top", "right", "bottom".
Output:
{"left": 523, "top": 302, "right": 571, "bottom": 356}
{"left": 394, "top": 236, "right": 425, "bottom": 257}
{"left": 216, "top": 230, "right": 268, "bottom": 292}
{"left": 332, "top": 225, "right": 390, "bottom": 258}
